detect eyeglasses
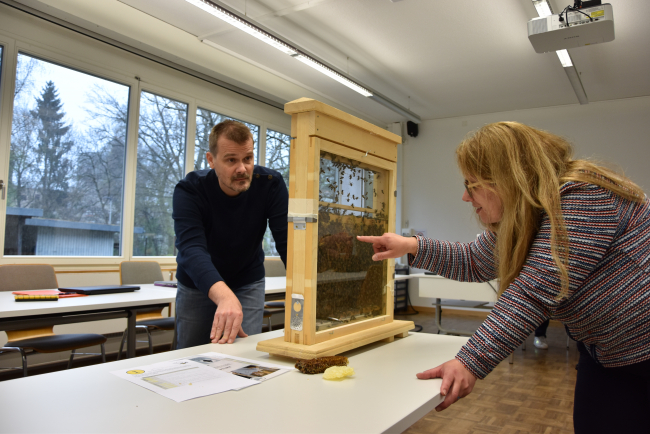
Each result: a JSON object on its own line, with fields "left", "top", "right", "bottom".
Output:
{"left": 464, "top": 179, "right": 481, "bottom": 199}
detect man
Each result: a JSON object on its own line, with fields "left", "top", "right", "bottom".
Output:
{"left": 173, "top": 120, "right": 288, "bottom": 349}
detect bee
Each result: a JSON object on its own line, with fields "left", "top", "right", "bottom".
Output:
{"left": 349, "top": 183, "right": 353, "bottom": 187}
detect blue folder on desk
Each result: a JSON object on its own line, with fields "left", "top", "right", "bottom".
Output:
{"left": 58, "top": 285, "right": 140, "bottom": 295}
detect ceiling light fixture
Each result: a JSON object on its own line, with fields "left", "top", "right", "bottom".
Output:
{"left": 293, "top": 54, "right": 373, "bottom": 97}
{"left": 531, "top": 0, "right": 588, "bottom": 104}
{"left": 533, "top": 0, "right": 553, "bottom": 17}
{"left": 186, "top": 0, "right": 421, "bottom": 122}
{"left": 184, "top": 0, "right": 298, "bottom": 55}
{"left": 555, "top": 49, "right": 573, "bottom": 67}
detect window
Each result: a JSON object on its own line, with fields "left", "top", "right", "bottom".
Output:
{"left": 194, "top": 108, "right": 260, "bottom": 170}
{"left": 5, "top": 53, "right": 129, "bottom": 256}
{"left": 133, "top": 91, "right": 188, "bottom": 256}
{"left": 262, "top": 129, "right": 291, "bottom": 256}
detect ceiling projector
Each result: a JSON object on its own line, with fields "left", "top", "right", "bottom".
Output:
{"left": 528, "top": 3, "right": 614, "bottom": 53}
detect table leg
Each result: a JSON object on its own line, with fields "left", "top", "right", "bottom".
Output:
{"left": 126, "top": 308, "right": 137, "bottom": 358}
{"left": 434, "top": 298, "right": 476, "bottom": 336}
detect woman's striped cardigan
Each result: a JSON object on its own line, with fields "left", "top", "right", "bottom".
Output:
{"left": 409, "top": 182, "right": 650, "bottom": 379}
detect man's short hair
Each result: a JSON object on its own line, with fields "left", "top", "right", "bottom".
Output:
{"left": 209, "top": 119, "right": 254, "bottom": 155}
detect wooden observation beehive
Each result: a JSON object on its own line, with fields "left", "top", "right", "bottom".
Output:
{"left": 257, "top": 98, "right": 414, "bottom": 359}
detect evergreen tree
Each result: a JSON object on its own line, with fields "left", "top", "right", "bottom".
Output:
{"left": 31, "top": 81, "right": 74, "bottom": 218}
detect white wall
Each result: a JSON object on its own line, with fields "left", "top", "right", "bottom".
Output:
{"left": 402, "top": 96, "right": 650, "bottom": 244}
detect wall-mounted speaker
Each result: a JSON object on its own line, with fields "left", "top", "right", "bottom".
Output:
{"left": 406, "top": 121, "right": 419, "bottom": 138}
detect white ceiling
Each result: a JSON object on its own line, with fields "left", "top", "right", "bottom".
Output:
{"left": 12, "top": 0, "right": 650, "bottom": 125}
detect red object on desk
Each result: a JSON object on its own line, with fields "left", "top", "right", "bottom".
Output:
{"left": 12, "top": 290, "right": 87, "bottom": 298}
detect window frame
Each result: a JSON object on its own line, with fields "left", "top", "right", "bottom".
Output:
{"left": 0, "top": 21, "right": 291, "bottom": 267}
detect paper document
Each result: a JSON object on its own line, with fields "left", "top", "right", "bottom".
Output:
{"left": 112, "top": 352, "right": 293, "bottom": 402}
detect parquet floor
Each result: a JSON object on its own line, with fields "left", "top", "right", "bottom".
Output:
{"left": 395, "top": 310, "right": 579, "bottom": 434}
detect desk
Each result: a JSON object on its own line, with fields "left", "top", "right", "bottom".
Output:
{"left": 144, "top": 277, "right": 288, "bottom": 296}
{"left": 0, "top": 330, "right": 468, "bottom": 434}
{"left": 0, "top": 287, "right": 175, "bottom": 359}
{"left": 397, "top": 274, "right": 498, "bottom": 335}
{"left": 264, "top": 276, "right": 286, "bottom": 300}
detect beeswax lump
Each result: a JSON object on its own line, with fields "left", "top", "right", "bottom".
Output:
{"left": 323, "top": 366, "right": 355, "bottom": 380}
{"left": 295, "top": 356, "right": 348, "bottom": 374}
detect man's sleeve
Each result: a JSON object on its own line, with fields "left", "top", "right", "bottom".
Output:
{"left": 267, "top": 175, "right": 289, "bottom": 267}
{"left": 173, "top": 181, "right": 223, "bottom": 296}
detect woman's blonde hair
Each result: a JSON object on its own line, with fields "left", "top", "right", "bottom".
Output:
{"left": 456, "top": 121, "right": 644, "bottom": 298}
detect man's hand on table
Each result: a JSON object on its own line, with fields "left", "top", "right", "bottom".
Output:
{"left": 208, "top": 281, "right": 248, "bottom": 344}
{"left": 417, "top": 358, "right": 477, "bottom": 411}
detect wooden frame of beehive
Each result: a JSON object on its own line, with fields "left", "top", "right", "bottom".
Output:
{"left": 256, "top": 98, "right": 414, "bottom": 359}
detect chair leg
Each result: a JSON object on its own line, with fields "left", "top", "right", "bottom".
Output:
{"left": 68, "top": 349, "right": 76, "bottom": 369}
{"left": 267, "top": 315, "right": 273, "bottom": 332}
{"left": 146, "top": 328, "right": 153, "bottom": 355}
{"left": 101, "top": 343, "right": 106, "bottom": 363}
{"left": 20, "top": 348, "right": 28, "bottom": 377}
{"left": 117, "top": 328, "right": 128, "bottom": 361}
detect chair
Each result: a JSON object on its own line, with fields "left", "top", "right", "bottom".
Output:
{"left": 117, "top": 261, "right": 175, "bottom": 358}
{"left": 263, "top": 258, "right": 286, "bottom": 277}
{"left": 263, "top": 301, "right": 285, "bottom": 332}
{"left": 0, "top": 264, "right": 107, "bottom": 377}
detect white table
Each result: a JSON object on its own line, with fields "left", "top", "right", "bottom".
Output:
{"left": 0, "top": 287, "right": 176, "bottom": 358}
{"left": 146, "top": 277, "right": 288, "bottom": 296}
{"left": 264, "top": 276, "right": 287, "bottom": 295}
{"left": 0, "top": 330, "right": 468, "bottom": 434}
{"left": 396, "top": 274, "right": 498, "bottom": 336}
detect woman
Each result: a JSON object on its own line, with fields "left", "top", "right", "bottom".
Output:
{"left": 358, "top": 122, "right": 650, "bottom": 433}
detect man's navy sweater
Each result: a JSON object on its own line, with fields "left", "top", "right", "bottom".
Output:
{"left": 173, "top": 166, "right": 288, "bottom": 296}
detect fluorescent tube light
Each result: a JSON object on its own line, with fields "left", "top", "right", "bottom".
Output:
{"left": 293, "top": 54, "right": 373, "bottom": 97}
{"left": 533, "top": 0, "right": 553, "bottom": 17}
{"left": 556, "top": 49, "right": 573, "bottom": 67}
{"left": 184, "top": 0, "right": 298, "bottom": 55}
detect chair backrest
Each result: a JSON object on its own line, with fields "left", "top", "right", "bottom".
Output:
{"left": 264, "top": 258, "right": 286, "bottom": 277}
{"left": 120, "top": 261, "right": 164, "bottom": 285}
{"left": 0, "top": 264, "right": 58, "bottom": 292}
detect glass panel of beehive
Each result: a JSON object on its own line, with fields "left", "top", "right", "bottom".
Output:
{"left": 316, "top": 151, "right": 389, "bottom": 332}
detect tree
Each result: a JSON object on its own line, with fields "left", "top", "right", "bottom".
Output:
{"left": 30, "top": 81, "right": 74, "bottom": 218}
{"left": 133, "top": 92, "right": 188, "bottom": 256}
{"left": 8, "top": 56, "right": 43, "bottom": 209}
{"left": 265, "top": 129, "right": 290, "bottom": 184}
{"left": 75, "top": 84, "right": 129, "bottom": 225}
